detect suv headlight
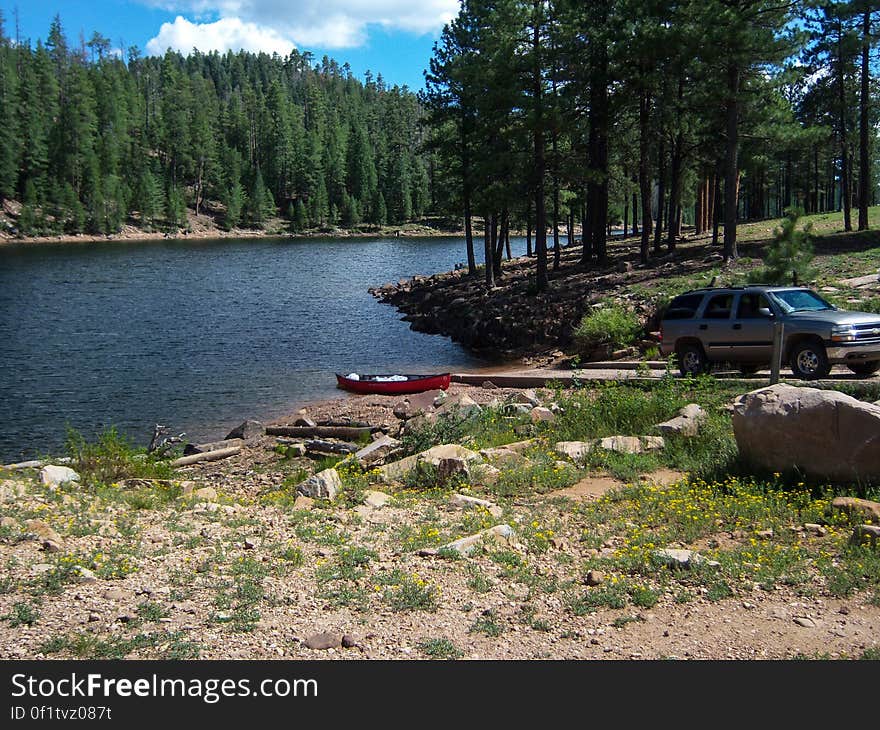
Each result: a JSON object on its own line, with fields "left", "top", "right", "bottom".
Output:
{"left": 831, "top": 324, "right": 858, "bottom": 342}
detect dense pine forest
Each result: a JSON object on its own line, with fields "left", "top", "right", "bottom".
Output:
{"left": 0, "top": 13, "right": 431, "bottom": 237}
{"left": 423, "top": 0, "right": 880, "bottom": 289}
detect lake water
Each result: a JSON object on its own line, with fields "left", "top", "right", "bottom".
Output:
{"left": 0, "top": 235, "right": 528, "bottom": 461}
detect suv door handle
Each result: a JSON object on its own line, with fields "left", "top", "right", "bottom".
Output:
{"left": 698, "top": 324, "right": 707, "bottom": 330}
{"left": 732, "top": 324, "right": 742, "bottom": 330}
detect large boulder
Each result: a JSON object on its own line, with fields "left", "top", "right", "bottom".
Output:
{"left": 732, "top": 384, "right": 880, "bottom": 481}
{"left": 378, "top": 444, "right": 482, "bottom": 482}
{"left": 225, "top": 420, "right": 265, "bottom": 440}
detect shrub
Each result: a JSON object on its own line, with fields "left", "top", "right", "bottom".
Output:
{"left": 574, "top": 305, "right": 642, "bottom": 354}
{"left": 748, "top": 208, "right": 814, "bottom": 286}
{"left": 65, "top": 426, "right": 173, "bottom": 485}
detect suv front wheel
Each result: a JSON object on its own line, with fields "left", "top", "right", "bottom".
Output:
{"left": 677, "top": 343, "right": 708, "bottom": 376}
{"left": 790, "top": 341, "right": 830, "bottom": 380}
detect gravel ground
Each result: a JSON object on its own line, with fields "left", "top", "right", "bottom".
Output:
{"left": 1, "top": 383, "right": 878, "bottom": 661}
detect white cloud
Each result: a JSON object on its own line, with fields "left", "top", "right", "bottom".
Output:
{"left": 142, "top": 0, "right": 458, "bottom": 50}
{"left": 146, "top": 16, "right": 297, "bottom": 55}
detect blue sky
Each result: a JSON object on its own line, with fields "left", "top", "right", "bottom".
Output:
{"left": 0, "top": 0, "right": 458, "bottom": 90}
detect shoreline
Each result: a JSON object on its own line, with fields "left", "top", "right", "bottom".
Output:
{"left": 0, "top": 224, "right": 471, "bottom": 249}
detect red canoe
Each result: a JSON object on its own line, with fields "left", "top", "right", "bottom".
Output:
{"left": 335, "top": 372, "right": 452, "bottom": 395}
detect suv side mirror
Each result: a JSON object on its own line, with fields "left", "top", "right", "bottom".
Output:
{"left": 758, "top": 307, "right": 773, "bottom": 319}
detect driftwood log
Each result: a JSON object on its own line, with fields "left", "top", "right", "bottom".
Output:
{"left": 170, "top": 446, "right": 241, "bottom": 468}
{"left": 182, "top": 438, "right": 244, "bottom": 456}
{"left": 266, "top": 425, "right": 374, "bottom": 441}
{"left": 304, "top": 439, "right": 359, "bottom": 456}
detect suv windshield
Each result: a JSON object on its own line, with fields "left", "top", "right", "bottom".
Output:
{"left": 769, "top": 289, "right": 835, "bottom": 313}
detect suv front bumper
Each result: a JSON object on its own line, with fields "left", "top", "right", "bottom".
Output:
{"left": 825, "top": 342, "right": 880, "bottom": 363}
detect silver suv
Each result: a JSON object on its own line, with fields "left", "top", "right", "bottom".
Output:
{"left": 659, "top": 285, "right": 880, "bottom": 379}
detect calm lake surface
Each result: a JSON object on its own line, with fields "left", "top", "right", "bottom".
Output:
{"left": 0, "top": 235, "right": 528, "bottom": 461}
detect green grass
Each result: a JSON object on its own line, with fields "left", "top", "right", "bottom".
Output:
{"left": 418, "top": 638, "right": 464, "bottom": 659}
{"left": 65, "top": 426, "right": 174, "bottom": 485}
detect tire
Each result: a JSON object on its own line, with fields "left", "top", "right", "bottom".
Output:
{"left": 677, "top": 343, "right": 708, "bottom": 376}
{"left": 847, "top": 361, "right": 880, "bottom": 377}
{"left": 790, "top": 341, "right": 830, "bottom": 380}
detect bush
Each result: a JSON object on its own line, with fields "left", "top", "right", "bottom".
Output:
{"left": 574, "top": 305, "right": 642, "bottom": 354}
{"left": 748, "top": 208, "right": 814, "bottom": 286}
{"left": 65, "top": 426, "right": 173, "bottom": 485}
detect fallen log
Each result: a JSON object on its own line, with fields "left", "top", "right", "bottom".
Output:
{"left": 266, "top": 425, "right": 374, "bottom": 441}
{"left": 317, "top": 419, "right": 378, "bottom": 430}
{"left": 305, "top": 439, "right": 359, "bottom": 456}
{"left": 3, "top": 457, "right": 73, "bottom": 470}
{"left": 182, "top": 438, "right": 244, "bottom": 456}
{"left": 170, "top": 446, "right": 241, "bottom": 468}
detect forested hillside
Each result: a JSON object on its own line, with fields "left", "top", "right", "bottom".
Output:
{"left": 423, "top": 0, "right": 880, "bottom": 288}
{"left": 0, "top": 13, "right": 431, "bottom": 237}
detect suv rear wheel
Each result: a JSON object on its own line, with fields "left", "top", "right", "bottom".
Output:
{"left": 847, "top": 361, "right": 880, "bottom": 376}
{"left": 790, "top": 341, "right": 830, "bottom": 380}
{"left": 677, "top": 343, "right": 708, "bottom": 376}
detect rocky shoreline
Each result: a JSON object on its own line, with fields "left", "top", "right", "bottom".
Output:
{"left": 369, "top": 236, "right": 724, "bottom": 360}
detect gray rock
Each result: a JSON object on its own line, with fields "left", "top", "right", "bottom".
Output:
{"left": 378, "top": 444, "right": 482, "bottom": 482}
{"left": 832, "top": 497, "right": 880, "bottom": 523}
{"left": 296, "top": 468, "right": 341, "bottom": 501}
{"left": 449, "top": 493, "right": 503, "bottom": 518}
{"left": 363, "top": 490, "right": 391, "bottom": 508}
{"left": 850, "top": 524, "right": 880, "bottom": 548}
{"left": 584, "top": 570, "right": 605, "bottom": 586}
{"left": 41, "top": 538, "right": 63, "bottom": 553}
{"left": 304, "top": 632, "right": 343, "bottom": 650}
{"left": 439, "top": 524, "right": 518, "bottom": 556}
{"left": 354, "top": 434, "right": 401, "bottom": 467}
{"left": 554, "top": 441, "right": 594, "bottom": 461}
{"left": 39, "top": 465, "right": 80, "bottom": 488}
{"left": 437, "top": 457, "right": 470, "bottom": 484}
{"left": 193, "top": 486, "right": 217, "bottom": 502}
{"left": 435, "top": 393, "right": 482, "bottom": 419}
{"left": 292, "top": 495, "right": 314, "bottom": 511}
{"left": 733, "top": 384, "right": 880, "bottom": 482}
{"left": 75, "top": 566, "right": 98, "bottom": 583}
{"left": 598, "top": 435, "right": 664, "bottom": 454}
{"left": 480, "top": 447, "right": 530, "bottom": 467}
{"left": 26, "top": 519, "right": 62, "bottom": 545}
{"left": 793, "top": 617, "right": 816, "bottom": 628}
{"left": 655, "top": 404, "right": 707, "bottom": 437}
{"left": 652, "top": 548, "right": 707, "bottom": 570}
{"left": 341, "top": 634, "right": 359, "bottom": 648}
{"left": 511, "top": 390, "right": 541, "bottom": 407}
{"left": 393, "top": 390, "right": 443, "bottom": 420}
{"left": 530, "top": 407, "right": 556, "bottom": 423}
{"left": 294, "top": 417, "right": 317, "bottom": 427}
{"left": 224, "top": 420, "right": 265, "bottom": 440}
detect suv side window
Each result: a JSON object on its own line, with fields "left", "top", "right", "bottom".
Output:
{"left": 664, "top": 293, "right": 703, "bottom": 320}
{"left": 736, "top": 293, "right": 772, "bottom": 319}
{"left": 703, "top": 294, "right": 733, "bottom": 319}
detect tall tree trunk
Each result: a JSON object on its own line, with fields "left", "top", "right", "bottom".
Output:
{"left": 484, "top": 215, "right": 494, "bottom": 288}
{"left": 623, "top": 188, "right": 629, "bottom": 241}
{"left": 503, "top": 210, "right": 512, "bottom": 261}
{"left": 526, "top": 198, "right": 533, "bottom": 257}
{"left": 723, "top": 62, "right": 740, "bottom": 262}
{"left": 632, "top": 187, "right": 639, "bottom": 236}
{"left": 464, "top": 190, "right": 476, "bottom": 275}
{"left": 654, "top": 138, "right": 665, "bottom": 254}
{"left": 639, "top": 89, "right": 653, "bottom": 265}
{"left": 859, "top": 9, "right": 871, "bottom": 231}
{"left": 695, "top": 179, "right": 704, "bottom": 235}
{"left": 838, "top": 23, "right": 853, "bottom": 232}
{"left": 567, "top": 212, "right": 574, "bottom": 246}
{"left": 532, "top": 8, "right": 547, "bottom": 290}
{"left": 712, "top": 162, "right": 722, "bottom": 246}
{"left": 492, "top": 212, "right": 503, "bottom": 278}
{"left": 588, "top": 0, "right": 609, "bottom": 264}
{"left": 667, "top": 137, "right": 682, "bottom": 250}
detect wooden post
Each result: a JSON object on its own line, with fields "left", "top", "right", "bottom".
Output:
{"left": 770, "top": 322, "right": 785, "bottom": 385}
